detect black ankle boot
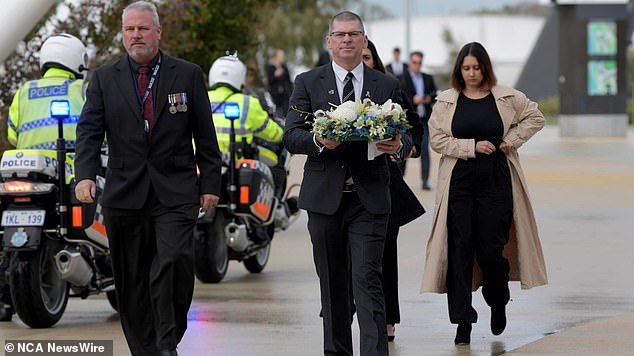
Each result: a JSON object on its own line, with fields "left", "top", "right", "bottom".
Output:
{"left": 454, "top": 323, "right": 472, "bottom": 345}
{"left": 0, "top": 306, "right": 13, "bottom": 322}
{"left": 491, "top": 306, "right": 507, "bottom": 336}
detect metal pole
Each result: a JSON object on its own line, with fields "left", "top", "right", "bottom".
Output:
{"left": 229, "top": 117, "right": 237, "bottom": 213}
{"left": 56, "top": 114, "right": 67, "bottom": 236}
{"left": 405, "top": 0, "right": 411, "bottom": 58}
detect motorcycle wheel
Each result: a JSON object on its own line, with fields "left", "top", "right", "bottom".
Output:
{"left": 9, "top": 238, "right": 69, "bottom": 328}
{"left": 106, "top": 290, "right": 118, "bottom": 312}
{"left": 243, "top": 241, "right": 271, "bottom": 273}
{"left": 194, "top": 211, "right": 229, "bottom": 283}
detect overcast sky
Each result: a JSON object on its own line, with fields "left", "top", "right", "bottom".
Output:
{"left": 361, "top": 0, "right": 546, "bottom": 17}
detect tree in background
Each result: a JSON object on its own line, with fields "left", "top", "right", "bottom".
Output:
{"left": 256, "top": 0, "right": 357, "bottom": 68}
{"left": 0, "top": 0, "right": 369, "bottom": 150}
{"left": 0, "top": 0, "right": 280, "bottom": 150}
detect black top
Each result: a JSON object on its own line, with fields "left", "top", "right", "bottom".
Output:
{"left": 452, "top": 92, "right": 503, "bottom": 148}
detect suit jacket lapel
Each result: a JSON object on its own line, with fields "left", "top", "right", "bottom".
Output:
{"left": 155, "top": 53, "right": 177, "bottom": 121}
{"left": 113, "top": 57, "right": 142, "bottom": 121}
{"left": 362, "top": 64, "right": 379, "bottom": 102}
{"left": 319, "top": 65, "right": 340, "bottom": 107}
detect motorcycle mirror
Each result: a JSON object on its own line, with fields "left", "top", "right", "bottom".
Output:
{"left": 50, "top": 99, "right": 71, "bottom": 119}
{"left": 224, "top": 102, "right": 240, "bottom": 120}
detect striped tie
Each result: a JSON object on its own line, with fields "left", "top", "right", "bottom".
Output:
{"left": 342, "top": 72, "right": 355, "bottom": 102}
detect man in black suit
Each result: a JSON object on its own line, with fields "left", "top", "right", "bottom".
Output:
{"left": 400, "top": 50, "right": 437, "bottom": 190}
{"left": 74, "top": 2, "right": 221, "bottom": 355}
{"left": 386, "top": 47, "right": 408, "bottom": 78}
{"left": 284, "top": 11, "right": 408, "bottom": 356}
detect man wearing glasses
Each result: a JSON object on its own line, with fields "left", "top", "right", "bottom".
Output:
{"left": 284, "top": 10, "right": 409, "bottom": 356}
{"left": 400, "top": 51, "right": 437, "bottom": 190}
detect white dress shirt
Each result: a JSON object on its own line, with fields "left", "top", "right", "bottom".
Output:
{"left": 332, "top": 61, "right": 364, "bottom": 103}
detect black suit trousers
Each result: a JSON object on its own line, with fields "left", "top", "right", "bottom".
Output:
{"left": 382, "top": 225, "right": 400, "bottom": 325}
{"left": 104, "top": 187, "right": 198, "bottom": 355}
{"left": 307, "top": 193, "right": 389, "bottom": 356}
{"left": 398, "top": 120, "right": 430, "bottom": 186}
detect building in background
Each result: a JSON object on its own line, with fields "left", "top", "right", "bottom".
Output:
{"left": 366, "top": 15, "right": 545, "bottom": 88}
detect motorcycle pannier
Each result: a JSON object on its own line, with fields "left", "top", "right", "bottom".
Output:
{"left": 235, "top": 159, "right": 275, "bottom": 223}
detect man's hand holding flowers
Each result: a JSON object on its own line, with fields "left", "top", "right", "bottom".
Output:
{"left": 316, "top": 135, "right": 342, "bottom": 150}
{"left": 376, "top": 132, "right": 402, "bottom": 155}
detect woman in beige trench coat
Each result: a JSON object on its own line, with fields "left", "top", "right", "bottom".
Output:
{"left": 421, "top": 42, "right": 548, "bottom": 345}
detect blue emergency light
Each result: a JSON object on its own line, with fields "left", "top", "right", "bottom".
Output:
{"left": 223, "top": 102, "right": 240, "bottom": 120}
{"left": 50, "top": 100, "right": 71, "bottom": 119}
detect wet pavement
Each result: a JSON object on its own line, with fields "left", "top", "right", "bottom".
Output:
{"left": 1, "top": 125, "right": 634, "bottom": 355}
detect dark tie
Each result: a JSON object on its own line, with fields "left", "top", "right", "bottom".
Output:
{"left": 137, "top": 65, "right": 154, "bottom": 131}
{"left": 342, "top": 72, "right": 355, "bottom": 183}
{"left": 342, "top": 72, "right": 355, "bottom": 102}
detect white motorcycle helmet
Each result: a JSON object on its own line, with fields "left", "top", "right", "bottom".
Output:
{"left": 209, "top": 54, "right": 246, "bottom": 91}
{"left": 39, "top": 33, "right": 88, "bottom": 78}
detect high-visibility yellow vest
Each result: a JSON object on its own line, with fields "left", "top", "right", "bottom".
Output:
{"left": 209, "top": 86, "right": 283, "bottom": 165}
{"left": 8, "top": 68, "right": 85, "bottom": 149}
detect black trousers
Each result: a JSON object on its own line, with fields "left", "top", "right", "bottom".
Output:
{"left": 446, "top": 152, "right": 513, "bottom": 324}
{"left": 382, "top": 225, "right": 400, "bottom": 325}
{"left": 396, "top": 121, "right": 430, "bottom": 186}
{"left": 0, "top": 253, "right": 11, "bottom": 308}
{"left": 419, "top": 123, "right": 430, "bottom": 185}
{"left": 307, "top": 192, "right": 389, "bottom": 356}
{"left": 104, "top": 187, "right": 198, "bottom": 355}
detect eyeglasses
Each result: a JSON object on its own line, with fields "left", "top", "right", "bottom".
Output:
{"left": 330, "top": 31, "right": 364, "bottom": 39}
{"left": 410, "top": 60, "right": 421, "bottom": 65}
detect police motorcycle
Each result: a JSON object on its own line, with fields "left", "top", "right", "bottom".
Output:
{"left": 0, "top": 100, "right": 116, "bottom": 328}
{"left": 193, "top": 102, "right": 300, "bottom": 283}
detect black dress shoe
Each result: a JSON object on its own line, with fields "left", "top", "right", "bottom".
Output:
{"left": 159, "top": 350, "right": 178, "bottom": 356}
{"left": 491, "top": 306, "right": 507, "bottom": 336}
{"left": 0, "top": 306, "right": 13, "bottom": 322}
{"left": 422, "top": 183, "right": 431, "bottom": 191}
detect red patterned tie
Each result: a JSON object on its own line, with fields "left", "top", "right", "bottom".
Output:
{"left": 137, "top": 66, "right": 154, "bottom": 131}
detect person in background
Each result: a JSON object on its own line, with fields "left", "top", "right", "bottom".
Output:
{"left": 74, "top": 2, "right": 222, "bottom": 355}
{"left": 400, "top": 51, "right": 437, "bottom": 190}
{"left": 420, "top": 41, "right": 547, "bottom": 345}
{"left": 362, "top": 39, "right": 425, "bottom": 341}
{"left": 266, "top": 49, "right": 293, "bottom": 118}
{"left": 315, "top": 48, "right": 331, "bottom": 67}
{"left": 284, "top": 11, "right": 407, "bottom": 356}
{"left": 7, "top": 34, "right": 87, "bottom": 150}
{"left": 386, "top": 46, "right": 408, "bottom": 78}
{"left": 208, "top": 54, "right": 295, "bottom": 226}
{"left": 1, "top": 33, "right": 89, "bottom": 322}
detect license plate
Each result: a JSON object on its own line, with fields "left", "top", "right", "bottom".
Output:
{"left": 1, "top": 210, "right": 46, "bottom": 227}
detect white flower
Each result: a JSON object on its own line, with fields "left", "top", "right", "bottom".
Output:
{"left": 338, "top": 99, "right": 362, "bottom": 114}
{"left": 353, "top": 117, "right": 365, "bottom": 129}
{"left": 330, "top": 106, "right": 358, "bottom": 123}
{"left": 369, "top": 125, "right": 386, "bottom": 137}
{"left": 314, "top": 109, "right": 327, "bottom": 118}
{"left": 365, "top": 105, "right": 380, "bottom": 118}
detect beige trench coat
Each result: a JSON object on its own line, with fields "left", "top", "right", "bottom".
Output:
{"left": 421, "top": 85, "right": 548, "bottom": 293}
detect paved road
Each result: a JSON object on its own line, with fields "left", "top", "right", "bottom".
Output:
{"left": 1, "top": 126, "right": 633, "bottom": 355}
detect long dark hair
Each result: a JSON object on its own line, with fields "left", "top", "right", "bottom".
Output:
{"left": 450, "top": 42, "right": 497, "bottom": 92}
{"left": 366, "top": 40, "right": 386, "bottom": 74}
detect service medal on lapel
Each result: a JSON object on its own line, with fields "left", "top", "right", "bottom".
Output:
{"left": 168, "top": 92, "right": 188, "bottom": 114}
